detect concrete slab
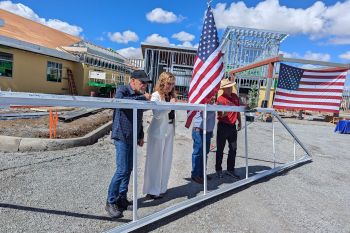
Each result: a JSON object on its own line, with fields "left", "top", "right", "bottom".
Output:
{"left": 0, "top": 135, "right": 20, "bottom": 152}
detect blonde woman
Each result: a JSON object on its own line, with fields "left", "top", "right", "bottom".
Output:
{"left": 143, "top": 72, "right": 176, "bottom": 199}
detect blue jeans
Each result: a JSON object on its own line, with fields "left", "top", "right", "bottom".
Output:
{"left": 191, "top": 129, "right": 212, "bottom": 178}
{"left": 107, "top": 140, "right": 133, "bottom": 204}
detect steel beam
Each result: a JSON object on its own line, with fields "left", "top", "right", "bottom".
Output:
{"left": 105, "top": 155, "right": 312, "bottom": 233}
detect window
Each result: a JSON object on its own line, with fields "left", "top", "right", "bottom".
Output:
{"left": 0, "top": 52, "right": 13, "bottom": 78}
{"left": 47, "top": 61, "right": 62, "bottom": 82}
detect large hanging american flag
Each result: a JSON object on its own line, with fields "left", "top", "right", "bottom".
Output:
{"left": 273, "top": 63, "right": 348, "bottom": 113}
{"left": 185, "top": 5, "right": 224, "bottom": 128}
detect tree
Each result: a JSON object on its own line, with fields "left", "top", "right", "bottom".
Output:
{"left": 247, "top": 84, "right": 259, "bottom": 110}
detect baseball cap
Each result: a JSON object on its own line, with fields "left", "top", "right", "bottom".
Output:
{"left": 131, "top": 70, "right": 152, "bottom": 83}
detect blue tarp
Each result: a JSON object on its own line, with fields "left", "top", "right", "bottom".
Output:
{"left": 335, "top": 120, "right": 350, "bottom": 134}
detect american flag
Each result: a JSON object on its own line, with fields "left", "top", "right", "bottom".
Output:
{"left": 185, "top": 5, "right": 224, "bottom": 128}
{"left": 273, "top": 63, "right": 348, "bottom": 113}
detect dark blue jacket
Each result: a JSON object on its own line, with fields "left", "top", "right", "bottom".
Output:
{"left": 111, "top": 85, "right": 146, "bottom": 144}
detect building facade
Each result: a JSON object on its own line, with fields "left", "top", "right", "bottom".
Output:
{"left": 0, "top": 9, "right": 132, "bottom": 96}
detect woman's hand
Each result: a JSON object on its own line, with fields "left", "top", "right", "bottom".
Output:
{"left": 170, "top": 98, "right": 177, "bottom": 103}
{"left": 138, "top": 138, "right": 144, "bottom": 147}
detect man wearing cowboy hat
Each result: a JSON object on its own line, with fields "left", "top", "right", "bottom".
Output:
{"left": 215, "top": 78, "right": 241, "bottom": 179}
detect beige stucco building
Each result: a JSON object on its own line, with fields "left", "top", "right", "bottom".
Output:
{"left": 0, "top": 9, "right": 132, "bottom": 96}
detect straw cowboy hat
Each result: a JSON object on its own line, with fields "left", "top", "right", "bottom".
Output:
{"left": 220, "top": 79, "right": 236, "bottom": 89}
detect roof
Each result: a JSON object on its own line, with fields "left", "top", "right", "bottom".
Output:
{"left": 0, "top": 35, "right": 79, "bottom": 62}
{"left": 221, "top": 26, "right": 288, "bottom": 43}
{"left": 70, "top": 41, "right": 126, "bottom": 62}
{"left": 141, "top": 42, "right": 197, "bottom": 58}
{"left": 0, "top": 9, "right": 81, "bottom": 49}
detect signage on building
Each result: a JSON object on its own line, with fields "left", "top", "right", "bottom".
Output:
{"left": 89, "top": 71, "right": 106, "bottom": 80}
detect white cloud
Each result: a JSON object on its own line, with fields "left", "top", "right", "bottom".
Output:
{"left": 339, "top": 51, "right": 350, "bottom": 60}
{"left": 177, "top": 41, "right": 198, "bottom": 48}
{"left": 117, "top": 47, "right": 142, "bottom": 59}
{"left": 300, "top": 64, "right": 320, "bottom": 69}
{"left": 107, "top": 30, "right": 139, "bottom": 44}
{"left": 279, "top": 51, "right": 299, "bottom": 58}
{"left": 172, "top": 31, "right": 195, "bottom": 42}
{"left": 327, "top": 37, "right": 350, "bottom": 45}
{"left": 279, "top": 50, "right": 331, "bottom": 62}
{"left": 0, "top": 0, "right": 83, "bottom": 36}
{"left": 212, "top": 0, "right": 350, "bottom": 43}
{"left": 303, "top": 51, "right": 330, "bottom": 62}
{"left": 146, "top": 8, "right": 184, "bottom": 23}
{"left": 45, "top": 19, "right": 82, "bottom": 37}
{"left": 96, "top": 36, "right": 104, "bottom": 41}
{"left": 144, "top": 34, "right": 170, "bottom": 46}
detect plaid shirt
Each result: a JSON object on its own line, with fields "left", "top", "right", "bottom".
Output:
{"left": 111, "top": 85, "right": 146, "bottom": 144}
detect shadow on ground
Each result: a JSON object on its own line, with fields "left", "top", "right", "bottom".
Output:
{"left": 0, "top": 203, "right": 129, "bottom": 223}
{"left": 135, "top": 161, "right": 312, "bottom": 233}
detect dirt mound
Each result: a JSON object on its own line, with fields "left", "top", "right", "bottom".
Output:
{"left": 0, "top": 109, "right": 113, "bottom": 138}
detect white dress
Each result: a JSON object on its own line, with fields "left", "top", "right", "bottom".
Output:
{"left": 143, "top": 91, "right": 175, "bottom": 196}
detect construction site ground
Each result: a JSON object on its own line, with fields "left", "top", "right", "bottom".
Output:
{"left": 0, "top": 108, "right": 113, "bottom": 139}
{"left": 0, "top": 111, "right": 349, "bottom": 233}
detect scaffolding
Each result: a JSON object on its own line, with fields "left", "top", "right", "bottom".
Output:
{"left": 62, "top": 41, "right": 133, "bottom": 96}
{"left": 142, "top": 43, "right": 196, "bottom": 100}
{"left": 342, "top": 87, "right": 350, "bottom": 111}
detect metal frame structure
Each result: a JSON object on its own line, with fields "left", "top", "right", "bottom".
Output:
{"left": 0, "top": 91, "right": 312, "bottom": 233}
{"left": 141, "top": 43, "right": 197, "bottom": 99}
{"left": 341, "top": 87, "right": 350, "bottom": 111}
{"left": 220, "top": 27, "right": 288, "bottom": 93}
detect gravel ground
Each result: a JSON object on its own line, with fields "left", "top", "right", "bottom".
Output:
{"left": 0, "top": 108, "right": 112, "bottom": 138}
{"left": 0, "top": 111, "right": 349, "bottom": 233}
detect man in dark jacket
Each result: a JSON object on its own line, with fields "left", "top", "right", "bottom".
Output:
{"left": 105, "top": 70, "right": 151, "bottom": 218}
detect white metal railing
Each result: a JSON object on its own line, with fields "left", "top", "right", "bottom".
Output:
{"left": 0, "top": 91, "right": 312, "bottom": 232}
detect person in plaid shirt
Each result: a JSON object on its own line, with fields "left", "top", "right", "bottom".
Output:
{"left": 105, "top": 70, "right": 151, "bottom": 218}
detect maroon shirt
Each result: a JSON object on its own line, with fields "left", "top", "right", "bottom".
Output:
{"left": 216, "top": 93, "right": 240, "bottom": 125}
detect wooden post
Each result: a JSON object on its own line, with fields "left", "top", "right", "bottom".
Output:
{"left": 262, "top": 62, "right": 275, "bottom": 108}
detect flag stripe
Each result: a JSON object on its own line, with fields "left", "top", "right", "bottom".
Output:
{"left": 275, "top": 91, "right": 343, "bottom": 99}
{"left": 298, "top": 84, "right": 344, "bottom": 89}
{"left": 301, "top": 78, "right": 345, "bottom": 82}
{"left": 274, "top": 106, "right": 340, "bottom": 113}
{"left": 302, "top": 75, "right": 346, "bottom": 79}
{"left": 303, "top": 71, "right": 348, "bottom": 76}
{"left": 274, "top": 96, "right": 341, "bottom": 103}
{"left": 299, "top": 81, "right": 345, "bottom": 85}
{"left": 273, "top": 102, "right": 340, "bottom": 110}
{"left": 297, "top": 88, "right": 343, "bottom": 93}
{"left": 274, "top": 98, "right": 341, "bottom": 106}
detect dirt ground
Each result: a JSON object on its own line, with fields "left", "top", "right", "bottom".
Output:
{"left": 0, "top": 108, "right": 113, "bottom": 138}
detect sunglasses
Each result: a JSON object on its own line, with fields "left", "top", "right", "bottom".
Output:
{"left": 138, "top": 80, "right": 148, "bottom": 85}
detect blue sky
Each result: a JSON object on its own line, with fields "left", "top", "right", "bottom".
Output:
{"left": 1, "top": 0, "right": 350, "bottom": 85}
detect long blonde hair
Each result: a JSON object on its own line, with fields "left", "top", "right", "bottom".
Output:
{"left": 154, "top": 72, "right": 176, "bottom": 99}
